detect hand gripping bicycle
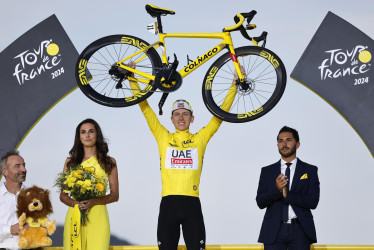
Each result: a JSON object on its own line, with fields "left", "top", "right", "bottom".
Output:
{"left": 75, "top": 4, "right": 286, "bottom": 123}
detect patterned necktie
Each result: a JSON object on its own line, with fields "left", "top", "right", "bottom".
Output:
{"left": 282, "top": 162, "right": 292, "bottom": 222}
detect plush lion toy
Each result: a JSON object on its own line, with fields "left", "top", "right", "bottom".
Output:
{"left": 17, "top": 185, "right": 56, "bottom": 249}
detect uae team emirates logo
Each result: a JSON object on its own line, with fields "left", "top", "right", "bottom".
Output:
{"left": 171, "top": 149, "right": 193, "bottom": 168}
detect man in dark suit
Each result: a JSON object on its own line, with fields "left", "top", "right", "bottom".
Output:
{"left": 256, "top": 126, "right": 320, "bottom": 250}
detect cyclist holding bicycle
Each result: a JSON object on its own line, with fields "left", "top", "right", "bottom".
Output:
{"left": 130, "top": 66, "right": 242, "bottom": 250}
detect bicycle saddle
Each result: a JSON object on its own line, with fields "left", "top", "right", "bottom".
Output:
{"left": 146, "top": 4, "right": 175, "bottom": 17}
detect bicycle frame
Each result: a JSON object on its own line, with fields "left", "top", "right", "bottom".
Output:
{"left": 117, "top": 31, "right": 246, "bottom": 84}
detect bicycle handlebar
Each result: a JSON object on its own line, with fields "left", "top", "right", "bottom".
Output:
{"left": 223, "top": 10, "right": 267, "bottom": 47}
{"left": 223, "top": 10, "right": 257, "bottom": 32}
{"left": 223, "top": 14, "right": 245, "bottom": 32}
{"left": 241, "top": 10, "right": 257, "bottom": 24}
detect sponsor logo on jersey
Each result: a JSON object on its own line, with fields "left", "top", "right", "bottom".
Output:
{"left": 182, "top": 139, "right": 194, "bottom": 148}
{"left": 165, "top": 148, "right": 198, "bottom": 170}
{"left": 171, "top": 158, "right": 193, "bottom": 164}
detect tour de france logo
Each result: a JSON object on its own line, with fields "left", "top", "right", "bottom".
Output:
{"left": 318, "top": 45, "right": 371, "bottom": 86}
{"left": 12, "top": 39, "right": 64, "bottom": 85}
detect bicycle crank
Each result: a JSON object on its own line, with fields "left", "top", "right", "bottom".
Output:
{"left": 154, "top": 69, "right": 183, "bottom": 92}
{"left": 154, "top": 53, "right": 183, "bottom": 92}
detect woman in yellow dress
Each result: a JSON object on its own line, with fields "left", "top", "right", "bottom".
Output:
{"left": 60, "top": 118, "right": 119, "bottom": 249}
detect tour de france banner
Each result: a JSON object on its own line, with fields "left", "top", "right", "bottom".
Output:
{"left": 291, "top": 12, "right": 374, "bottom": 157}
{"left": 0, "top": 14, "right": 78, "bottom": 161}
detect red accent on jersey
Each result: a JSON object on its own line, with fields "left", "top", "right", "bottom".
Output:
{"left": 171, "top": 158, "right": 193, "bottom": 164}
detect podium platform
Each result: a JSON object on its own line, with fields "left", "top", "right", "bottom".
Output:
{"left": 45, "top": 245, "right": 374, "bottom": 249}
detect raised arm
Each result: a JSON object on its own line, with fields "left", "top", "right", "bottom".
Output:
{"left": 198, "top": 66, "right": 243, "bottom": 141}
{"left": 129, "top": 64, "right": 168, "bottom": 140}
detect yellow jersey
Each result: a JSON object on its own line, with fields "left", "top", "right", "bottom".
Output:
{"left": 132, "top": 81, "right": 236, "bottom": 197}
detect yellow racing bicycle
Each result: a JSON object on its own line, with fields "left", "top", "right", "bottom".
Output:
{"left": 75, "top": 4, "right": 286, "bottom": 123}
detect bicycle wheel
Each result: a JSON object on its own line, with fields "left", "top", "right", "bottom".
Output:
{"left": 76, "top": 35, "right": 162, "bottom": 107}
{"left": 202, "top": 46, "right": 286, "bottom": 123}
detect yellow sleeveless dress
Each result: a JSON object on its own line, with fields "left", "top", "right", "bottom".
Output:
{"left": 63, "top": 156, "right": 110, "bottom": 250}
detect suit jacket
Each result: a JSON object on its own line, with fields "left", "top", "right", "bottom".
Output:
{"left": 256, "top": 158, "right": 320, "bottom": 244}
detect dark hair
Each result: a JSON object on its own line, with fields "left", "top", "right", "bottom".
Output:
{"left": 67, "top": 119, "right": 115, "bottom": 175}
{"left": 277, "top": 126, "right": 300, "bottom": 142}
{"left": 1, "top": 151, "right": 20, "bottom": 171}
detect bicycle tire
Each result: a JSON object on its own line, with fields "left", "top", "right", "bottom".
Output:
{"left": 202, "top": 46, "right": 286, "bottom": 123}
{"left": 75, "top": 35, "right": 162, "bottom": 107}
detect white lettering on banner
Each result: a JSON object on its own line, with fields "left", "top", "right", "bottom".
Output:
{"left": 318, "top": 45, "right": 371, "bottom": 83}
{"left": 12, "top": 39, "right": 62, "bottom": 85}
{"left": 165, "top": 147, "right": 198, "bottom": 170}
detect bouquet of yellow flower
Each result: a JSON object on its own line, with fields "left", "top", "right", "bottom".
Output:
{"left": 55, "top": 164, "right": 107, "bottom": 225}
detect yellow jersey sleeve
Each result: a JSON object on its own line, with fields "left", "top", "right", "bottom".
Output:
{"left": 197, "top": 81, "right": 237, "bottom": 144}
{"left": 130, "top": 81, "right": 169, "bottom": 141}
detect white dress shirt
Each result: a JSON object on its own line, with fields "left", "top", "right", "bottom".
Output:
{"left": 280, "top": 158, "right": 297, "bottom": 220}
{"left": 0, "top": 182, "right": 26, "bottom": 250}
